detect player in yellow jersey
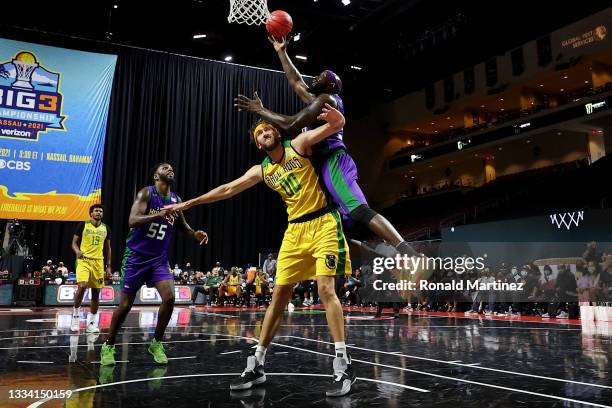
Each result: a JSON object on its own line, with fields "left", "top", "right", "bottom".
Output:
{"left": 71, "top": 204, "right": 111, "bottom": 334}
{"left": 166, "top": 104, "right": 355, "bottom": 397}
{"left": 220, "top": 267, "right": 243, "bottom": 303}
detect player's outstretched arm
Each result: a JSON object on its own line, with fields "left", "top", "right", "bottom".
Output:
{"left": 128, "top": 187, "right": 176, "bottom": 229}
{"left": 268, "top": 36, "right": 314, "bottom": 104}
{"left": 176, "top": 198, "right": 209, "bottom": 245}
{"left": 166, "top": 165, "right": 263, "bottom": 213}
{"left": 291, "top": 104, "right": 345, "bottom": 155}
{"left": 235, "top": 92, "right": 336, "bottom": 136}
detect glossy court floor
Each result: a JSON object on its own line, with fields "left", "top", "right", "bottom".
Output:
{"left": 0, "top": 305, "right": 611, "bottom": 408}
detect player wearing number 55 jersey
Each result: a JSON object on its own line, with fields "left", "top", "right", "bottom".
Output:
{"left": 100, "top": 163, "right": 208, "bottom": 367}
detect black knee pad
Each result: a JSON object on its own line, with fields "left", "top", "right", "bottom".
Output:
{"left": 350, "top": 204, "right": 378, "bottom": 225}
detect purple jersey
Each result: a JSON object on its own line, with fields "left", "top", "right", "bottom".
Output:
{"left": 304, "top": 94, "right": 346, "bottom": 157}
{"left": 124, "top": 186, "right": 179, "bottom": 265}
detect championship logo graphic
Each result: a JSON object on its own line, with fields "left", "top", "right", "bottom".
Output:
{"left": 0, "top": 50, "right": 67, "bottom": 141}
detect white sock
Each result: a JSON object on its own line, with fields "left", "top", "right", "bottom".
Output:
{"left": 87, "top": 313, "right": 97, "bottom": 325}
{"left": 73, "top": 307, "right": 80, "bottom": 318}
{"left": 309, "top": 296, "right": 313, "bottom": 302}
{"left": 255, "top": 345, "right": 267, "bottom": 365}
{"left": 335, "top": 341, "right": 349, "bottom": 364}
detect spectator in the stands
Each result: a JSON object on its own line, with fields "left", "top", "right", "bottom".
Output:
{"left": 582, "top": 241, "right": 603, "bottom": 264}
{"left": 506, "top": 266, "right": 525, "bottom": 315}
{"left": 254, "top": 270, "right": 271, "bottom": 306}
{"left": 522, "top": 264, "right": 541, "bottom": 315}
{"left": 42, "top": 260, "right": 55, "bottom": 277}
{"left": 600, "top": 258, "right": 612, "bottom": 298}
{"left": 243, "top": 267, "right": 258, "bottom": 306}
{"left": 577, "top": 260, "right": 601, "bottom": 303}
{"left": 552, "top": 264, "right": 577, "bottom": 318}
{"left": 191, "top": 268, "right": 223, "bottom": 307}
{"left": 575, "top": 258, "right": 587, "bottom": 277}
{"left": 466, "top": 268, "right": 490, "bottom": 315}
{"left": 207, "top": 269, "right": 223, "bottom": 305}
{"left": 184, "top": 262, "right": 194, "bottom": 274}
{"left": 263, "top": 253, "right": 277, "bottom": 280}
{"left": 112, "top": 271, "right": 121, "bottom": 285}
{"left": 212, "top": 261, "right": 224, "bottom": 276}
{"left": 57, "top": 261, "right": 68, "bottom": 276}
{"left": 188, "top": 270, "right": 196, "bottom": 283}
{"left": 539, "top": 265, "right": 557, "bottom": 318}
{"left": 173, "top": 263, "right": 183, "bottom": 278}
{"left": 180, "top": 271, "right": 190, "bottom": 285}
{"left": 342, "top": 271, "right": 361, "bottom": 306}
{"left": 219, "top": 267, "right": 242, "bottom": 305}
{"left": 195, "top": 271, "right": 205, "bottom": 284}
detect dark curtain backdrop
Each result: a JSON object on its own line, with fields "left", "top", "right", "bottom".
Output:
{"left": 4, "top": 33, "right": 307, "bottom": 273}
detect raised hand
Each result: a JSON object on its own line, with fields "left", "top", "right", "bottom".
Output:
{"left": 316, "top": 103, "right": 345, "bottom": 128}
{"left": 235, "top": 91, "right": 264, "bottom": 113}
{"left": 194, "top": 230, "right": 209, "bottom": 245}
{"left": 267, "top": 36, "right": 288, "bottom": 53}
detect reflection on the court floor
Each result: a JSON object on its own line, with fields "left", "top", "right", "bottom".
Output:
{"left": 52, "top": 308, "right": 194, "bottom": 330}
{"left": 1, "top": 308, "right": 611, "bottom": 407}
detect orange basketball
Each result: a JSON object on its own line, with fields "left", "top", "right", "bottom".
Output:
{"left": 266, "top": 10, "right": 293, "bottom": 39}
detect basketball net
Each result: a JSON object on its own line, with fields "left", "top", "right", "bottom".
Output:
{"left": 227, "top": 0, "right": 271, "bottom": 25}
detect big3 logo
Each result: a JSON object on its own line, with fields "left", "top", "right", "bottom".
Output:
{"left": 0, "top": 51, "right": 67, "bottom": 141}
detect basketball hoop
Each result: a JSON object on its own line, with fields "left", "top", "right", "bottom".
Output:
{"left": 228, "top": 0, "right": 271, "bottom": 25}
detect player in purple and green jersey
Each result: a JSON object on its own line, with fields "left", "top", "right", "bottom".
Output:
{"left": 100, "top": 163, "right": 208, "bottom": 366}
{"left": 234, "top": 36, "right": 417, "bottom": 257}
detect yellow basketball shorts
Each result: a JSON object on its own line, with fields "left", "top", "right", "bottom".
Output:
{"left": 276, "top": 210, "right": 351, "bottom": 286}
{"left": 75, "top": 258, "right": 105, "bottom": 288}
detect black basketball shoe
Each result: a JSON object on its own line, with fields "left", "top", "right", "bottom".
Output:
{"left": 230, "top": 354, "right": 266, "bottom": 390}
{"left": 326, "top": 356, "right": 356, "bottom": 397}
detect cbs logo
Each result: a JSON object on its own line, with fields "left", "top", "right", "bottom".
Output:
{"left": 0, "top": 160, "right": 31, "bottom": 171}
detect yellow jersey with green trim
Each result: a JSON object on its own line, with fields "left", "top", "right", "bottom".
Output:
{"left": 228, "top": 274, "right": 240, "bottom": 285}
{"left": 262, "top": 141, "right": 329, "bottom": 221}
{"left": 74, "top": 221, "right": 110, "bottom": 260}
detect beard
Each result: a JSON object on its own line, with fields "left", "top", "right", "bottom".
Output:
{"left": 158, "top": 173, "right": 175, "bottom": 185}
{"left": 261, "top": 137, "right": 280, "bottom": 152}
{"left": 307, "top": 81, "right": 328, "bottom": 95}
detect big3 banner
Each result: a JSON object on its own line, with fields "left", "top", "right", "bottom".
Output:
{"left": 0, "top": 38, "right": 116, "bottom": 220}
